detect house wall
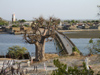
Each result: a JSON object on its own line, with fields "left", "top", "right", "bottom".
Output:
{"left": 12, "top": 27, "right": 20, "bottom": 32}
{"left": 98, "top": 26, "right": 100, "bottom": 30}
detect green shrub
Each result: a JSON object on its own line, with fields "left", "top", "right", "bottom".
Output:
{"left": 87, "top": 38, "right": 100, "bottom": 55}
{"left": 24, "top": 24, "right": 29, "bottom": 27}
{"left": 7, "top": 45, "right": 28, "bottom": 59}
{"left": 52, "top": 59, "right": 94, "bottom": 75}
{"left": 12, "top": 25, "right": 19, "bottom": 27}
{"left": 72, "top": 46, "right": 80, "bottom": 53}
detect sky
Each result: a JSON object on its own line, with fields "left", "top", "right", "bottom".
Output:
{"left": 0, "top": 0, "right": 100, "bottom": 21}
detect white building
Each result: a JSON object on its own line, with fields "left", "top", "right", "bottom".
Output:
{"left": 12, "top": 14, "right": 15, "bottom": 22}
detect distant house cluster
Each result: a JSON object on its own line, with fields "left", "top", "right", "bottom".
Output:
{"left": 1, "top": 16, "right": 100, "bottom": 33}
{"left": 58, "top": 20, "right": 100, "bottom": 30}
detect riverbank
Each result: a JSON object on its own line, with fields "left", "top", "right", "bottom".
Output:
{"left": 58, "top": 29, "right": 100, "bottom": 32}
{"left": 0, "top": 32, "right": 8, "bottom": 34}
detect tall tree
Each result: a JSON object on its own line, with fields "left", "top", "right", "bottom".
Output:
{"left": 24, "top": 17, "right": 60, "bottom": 61}
{"left": 18, "top": 19, "right": 26, "bottom": 23}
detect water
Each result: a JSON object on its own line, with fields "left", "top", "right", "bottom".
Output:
{"left": 71, "top": 38, "right": 99, "bottom": 55}
{"left": 0, "top": 34, "right": 57, "bottom": 55}
{"left": 0, "top": 34, "right": 99, "bottom": 56}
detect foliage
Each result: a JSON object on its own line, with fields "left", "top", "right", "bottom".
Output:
{"left": 18, "top": 19, "right": 26, "bottom": 23}
{"left": 83, "top": 21, "right": 86, "bottom": 23}
{"left": 52, "top": 59, "right": 94, "bottom": 75}
{"left": 24, "top": 24, "right": 29, "bottom": 27}
{"left": 87, "top": 20, "right": 90, "bottom": 23}
{"left": 89, "top": 38, "right": 93, "bottom": 43}
{"left": 71, "top": 20, "right": 75, "bottom": 23}
{"left": 0, "top": 17, "right": 8, "bottom": 26}
{"left": 96, "top": 20, "right": 99, "bottom": 23}
{"left": 87, "top": 38, "right": 100, "bottom": 55}
{"left": 7, "top": 45, "right": 28, "bottom": 59}
{"left": 88, "top": 38, "right": 96, "bottom": 55}
{"left": 12, "top": 21, "right": 18, "bottom": 24}
{"left": 72, "top": 46, "right": 80, "bottom": 53}
{"left": 12, "top": 24, "right": 19, "bottom": 27}
{"left": 64, "top": 20, "right": 68, "bottom": 22}
{"left": 94, "top": 38, "right": 100, "bottom": 52}
{"left": 64, "top": 20, "right": 79, "bottom": 23}
{"left": 75, "top": 20, "right": 79, "bottom": 23}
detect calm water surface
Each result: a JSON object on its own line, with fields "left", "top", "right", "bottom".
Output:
{"left": 0, "top": 34, "right": 58, "bottom": 55}
{"left": 0, "top": 34, "right": 98, "bottom": 55}
{"left": 70, "top": 38, "right": 98, "bottom": 55}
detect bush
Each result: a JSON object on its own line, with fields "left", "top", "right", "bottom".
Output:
{"left": 52, "top": 59, "right": 94, "bottom": 75}
{"left": 24, "top": 24, "right": 29, "bottom": 27}
{"left": 87, "top": 38, "right": 100, "bottom": 55}
{"left": 12, "top": 24, "right": 19, "bottom": 27}
{"left": 7, "top": 45, "right": 28, "bottom": 59}
{"left": 72, "top": 46, "right": 80, "bottom": 53}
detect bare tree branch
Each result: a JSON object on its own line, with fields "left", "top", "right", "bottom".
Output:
{"left": 23, "top": 16, "right": 60, "bottom": 61}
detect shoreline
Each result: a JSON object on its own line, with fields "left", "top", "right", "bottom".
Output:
{"left": 0, "top": 30, "right": 100, "bottom": 38}
{"left": 0, "top": 32, "right": 9, "bottom": 34}
{"left": 58, "top": 29, "right": 100, "bottom": 32}
{"left": 63, "top": 31, "right": 100, "bottom": 38}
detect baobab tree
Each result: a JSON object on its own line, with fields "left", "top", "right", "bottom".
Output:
{"left": 24, "top": 17, "right": 60, "bottom": 61}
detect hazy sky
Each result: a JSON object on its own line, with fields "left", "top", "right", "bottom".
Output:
{"left": 0, "top": 0, "right": 100, "bottom": 20}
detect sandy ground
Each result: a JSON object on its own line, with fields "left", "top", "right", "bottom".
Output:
{"left": 0, "top": 54, "right": 100, "bottom": 75}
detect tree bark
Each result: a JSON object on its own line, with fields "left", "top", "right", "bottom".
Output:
{"left": 35, "top": 38, "right": 46, "bottom": 61}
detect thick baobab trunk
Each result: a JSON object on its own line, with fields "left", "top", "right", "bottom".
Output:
{"left": 35, "top": 39, "right": 46, "bottom": 61}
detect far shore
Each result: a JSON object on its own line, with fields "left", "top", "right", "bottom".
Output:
{"left": 1, "top": 29, "right": 100, "bottom": 38}
{"left": 58, "top": 29, "right": 100, "bottom": 38}
{"left": 58, "top": 29, "right": 100, "bottom": 32}
{"left": 0, "top": 32, "right": 9, "bottom": 34}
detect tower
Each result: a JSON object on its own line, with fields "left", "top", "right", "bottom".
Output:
{"left": 12, "top": 13, "right": 15, "bottom": 22}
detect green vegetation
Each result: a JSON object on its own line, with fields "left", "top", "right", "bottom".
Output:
{"left": 71, "top": 20, "right": 76, "bottom": 23}
{"left": 18, "top": 19, "right": 26, "bottom": 23}
{"left": 12, "top": 24, "right": 19, "bottom": 27}
{"left": 89, "top": 38, "right": 93, "bottom": 43}
{"left": 72, "top": 46, "right": 80, "bottom": 53}
{"left": 52, "top": 59, "right": 94, "bottom": 75}
{"left": 64, "top": 20, "right": 80, "bottom": 24}
{"left": 24, "top": 24, "right": 29, "bottom": 27}
{"left": 7, "top": 45, "right": 28, "bottom": 59}
{"left": 0, "top": 17, "right": 8, "bottom": 26}
{"left": 88, "top": 38, "right": 100, "bottom": 55}
{"left": 63, "top": 20, "right": 100, "bottom": 24}
{"left": 12, "top": 21, "right": 18, "bottom": 24}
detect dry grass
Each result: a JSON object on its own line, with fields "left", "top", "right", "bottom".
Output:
{"left": 45, "top": 53, "right": 59, "bottom": 60}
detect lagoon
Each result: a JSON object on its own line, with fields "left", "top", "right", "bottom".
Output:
{"left": 0, "top": 34, "right": 98, "bottom": 55}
